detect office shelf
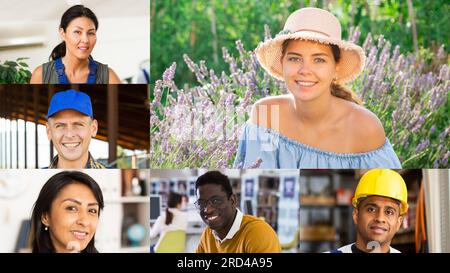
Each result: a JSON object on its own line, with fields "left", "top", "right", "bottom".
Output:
{"left": 299, "top": 170, "right": 356, "bottom": 253}
{"left": 109, "top": 196, "right": 150, "bottom": 203}
{"left": 117, "top": 169, "right": 150, "bottom": 252}
{"left": 256, "top": 176, "right": 280, "bottom": 230}
{"left": 300, "top": 225, "right": 336, "bottom": 241}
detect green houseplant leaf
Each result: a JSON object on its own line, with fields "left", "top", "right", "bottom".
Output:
{"left": 0, "top": 57, "right": 32, "bottom": 83}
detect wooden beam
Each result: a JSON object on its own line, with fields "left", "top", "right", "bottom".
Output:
{"left": 108, "top": 85, "right": 118, "bottom": 165}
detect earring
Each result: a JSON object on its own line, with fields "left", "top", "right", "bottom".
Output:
{"left": 45, "top": 226, "right": 48, "bottom": 231}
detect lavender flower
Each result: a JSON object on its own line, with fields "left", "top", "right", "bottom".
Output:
{"left": 442, "top": 151, "right": 450, "bottom": 166}
{"left": 162, "top": 62, "right": 176, "bottom": 83}
{"left": 415, "top": 139, "right": 429, "bottom": 153}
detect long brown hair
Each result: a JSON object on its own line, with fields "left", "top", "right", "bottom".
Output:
{"left": 165, "top": 192, "right": 182, "bottom": 225}
{"left": 281, "top": 39, "right": 362, "bottom": 105}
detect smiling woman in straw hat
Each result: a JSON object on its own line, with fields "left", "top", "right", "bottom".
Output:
{"left": 234, "top": 7, "right": 401, "bottom": 168}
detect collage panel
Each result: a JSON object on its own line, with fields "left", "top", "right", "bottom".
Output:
{"left": 149, "top": 169, "right": 450, "bottom": 253}
{"left": 1, "top": 0, "right": 149, "bottom": 84}
{"left": 149, "top": 169, "right": 299, "bottom": 253}
{"left": 0, "top": 169, "right": 151, "bottom": 253}
{"left": 298, "top": 169, "right": 444, "bottom": 253}
{"left": 150, "top": 1, "right": 449, "bottom": 169}
{"left": 0, "top": 85, "right": 149, "bottom": 169}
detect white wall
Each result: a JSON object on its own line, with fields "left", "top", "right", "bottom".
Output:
{"left": 0, "top": 169, "right": 122, "bottom": 253}
{"left": 423, "top": 169, "right": 450, "bottom": 253}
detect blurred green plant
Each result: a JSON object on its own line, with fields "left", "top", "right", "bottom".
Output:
{"left": 0, "top": 57, "right": 32, "bottom": 83}
{"left": 115, "top": 146, "right": 132, "bottom": 169}
{"left": 151, "top": 0, "right": 449, "bottom": 86}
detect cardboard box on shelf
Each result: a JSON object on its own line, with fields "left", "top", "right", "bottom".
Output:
{"left": 300, "top": 195, "right": 336, "bottom": 206}
{"left": 300, "top": 225, "right": 336, "bottom": 241}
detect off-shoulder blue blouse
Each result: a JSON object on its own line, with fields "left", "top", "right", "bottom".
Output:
{"left": 234, "top": 123, "right": 402, "bottom": 168}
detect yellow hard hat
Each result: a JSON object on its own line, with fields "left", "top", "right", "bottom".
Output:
{"left": 352, "top": 169, "right": 408, "bottom": 215}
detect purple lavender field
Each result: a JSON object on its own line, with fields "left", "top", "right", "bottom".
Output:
{"left": 150, "top": 28, "right": 449, "bottom": 168}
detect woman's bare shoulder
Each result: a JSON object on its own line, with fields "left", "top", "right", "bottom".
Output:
{"left": 250, "top": 95, "right": 292, "bottom": 128}
{"left": 108, "top": 68, "right": 121, "bottom": 84}
{"left": 347, "top": 103, "right": 386, "bottom": 151}
{"left": 29, "top": 65, "right": 43, "bottom": 84}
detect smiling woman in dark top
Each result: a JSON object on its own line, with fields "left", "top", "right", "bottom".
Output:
{"left": 29, "top": 171, "right": 104, "bottom": 253}
{"left": 30, "top": 5, "right": 120, "bottom": 84}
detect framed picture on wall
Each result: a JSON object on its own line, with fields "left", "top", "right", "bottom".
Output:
{"left": 245, "top": 178, "right": 254, "bottom": 197}
{"left": 283, "top": 177, "right": 295, "bottom": 198}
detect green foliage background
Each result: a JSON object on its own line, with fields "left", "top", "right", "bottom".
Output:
{"left": 151, "top": 0, "right": 449, "bottom": 85}
{"left": 0, "top": 58, "right": 32, "bottom": 84}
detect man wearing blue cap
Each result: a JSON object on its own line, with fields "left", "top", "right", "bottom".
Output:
{"left": 46, "top": 89, "right": 106, "bottom": 168}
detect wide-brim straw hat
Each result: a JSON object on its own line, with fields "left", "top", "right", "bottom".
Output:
{"left": 255, "top": 7, "right": 365, "bottom": 83}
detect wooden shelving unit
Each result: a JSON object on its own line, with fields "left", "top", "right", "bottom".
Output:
{"left": 299, "top": 170, "right": 356, "bottom": 253}
{"left": 391, "top": 169, "right": 422, "bottom": 253}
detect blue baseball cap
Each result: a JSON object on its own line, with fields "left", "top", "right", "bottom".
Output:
{"left": 47, "top": 89, "right": 93, "bottom": 119}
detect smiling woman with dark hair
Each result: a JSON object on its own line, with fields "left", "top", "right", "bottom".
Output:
{"left": 29, "top": 171, "right": 104, "bottom": 253}
{"left": 30, "top": 5, "right": 120, "bottom": 84}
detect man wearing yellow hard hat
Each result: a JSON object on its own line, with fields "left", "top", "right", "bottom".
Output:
{"left": 328, "top": 169, "right": 408, "bottom": 253}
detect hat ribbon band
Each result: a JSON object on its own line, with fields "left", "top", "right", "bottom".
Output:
{"left": 290, "top": 28, "right": 331, "bottom": 37}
